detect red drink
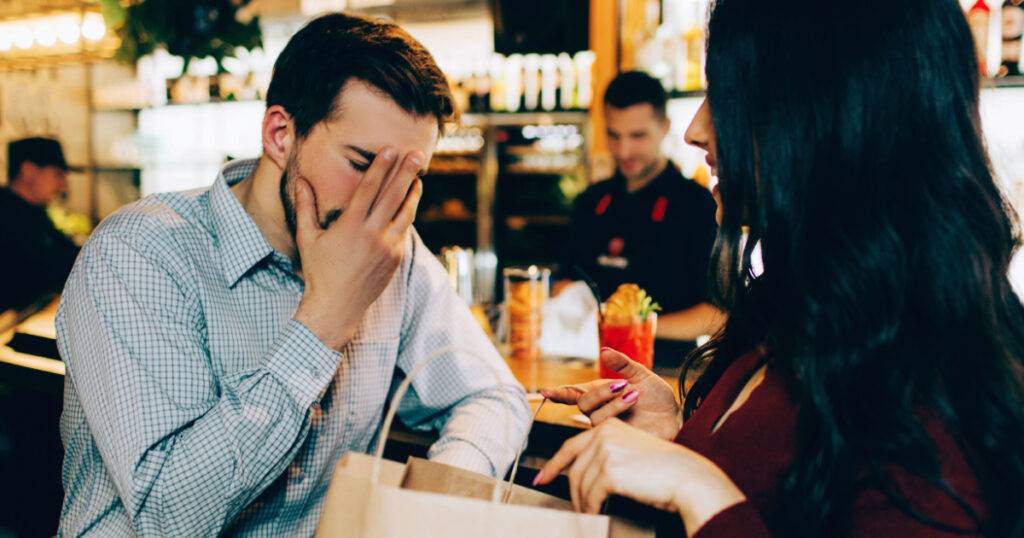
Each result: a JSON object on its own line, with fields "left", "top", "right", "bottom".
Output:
{"left": 598, "top": 313, "right": 656, "bottom": 379}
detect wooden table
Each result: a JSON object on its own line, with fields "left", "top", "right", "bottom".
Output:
{"left": 505, "top": 356, "right": 682, "bottom": 429}
{"left": 0, "top": 299, "right": 63, "bottom": 378}
{"left": 0, "top": 302, "right": 684, "bottom": 460}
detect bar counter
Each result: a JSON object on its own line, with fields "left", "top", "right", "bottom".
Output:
{"left": 0, "top": 299, "right": 688, "bottom": 533}
{"left": 0, "top": 299, "right": 686, "bottom": 473}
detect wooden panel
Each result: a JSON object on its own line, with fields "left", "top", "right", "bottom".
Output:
{"left": 588, "top": 0, "right": 618, "bottom": 156}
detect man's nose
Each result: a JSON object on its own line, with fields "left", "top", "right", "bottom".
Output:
{"left": 612, "top": 140, "right": 633, "bottom": 160}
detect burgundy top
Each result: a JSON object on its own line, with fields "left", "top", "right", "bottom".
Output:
{"left": 674, "top": 350, "right": 986, "bottom": 537}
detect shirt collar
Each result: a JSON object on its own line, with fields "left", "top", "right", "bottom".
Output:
{"left": 208, "top": 158, "right": 275, "bottom": 287}
{"left": 614, "top": 158, "right": 676, "bottom": 197}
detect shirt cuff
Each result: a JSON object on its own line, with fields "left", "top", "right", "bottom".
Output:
{"left": 264, "top": 318, "right": 343, "bottom": 410}
{"left": 429, "top": 439, "right": 497, "bottom": 478}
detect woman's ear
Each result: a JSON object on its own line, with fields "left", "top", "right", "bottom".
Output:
{"left": 262, "top": 105, "right": 293, "bottom": 170}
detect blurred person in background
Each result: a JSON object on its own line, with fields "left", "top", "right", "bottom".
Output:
{"left": 56, "top": 13, "right": 529, "bottom": 537}
{"left": 556, "top": 71, "right": 724, "bottom": 368}
{"left": 0, "top": 137, "right": 79, "bottom": 312}
{"left": 537, "top": 0, "right": 1024, "bottom": 536}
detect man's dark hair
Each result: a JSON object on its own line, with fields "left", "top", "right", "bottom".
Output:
{"left": 7, "top": 137, "right": 68, "bottom": 184}
{"left": 603, "top": 70, "right": 668, "bottom": 118}
{"left": 266, "top": 12, "right": 455, "bottom": 139}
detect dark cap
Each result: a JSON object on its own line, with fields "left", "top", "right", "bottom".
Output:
{"left": 8, "top": 137, "right": 68, "bottom": 182}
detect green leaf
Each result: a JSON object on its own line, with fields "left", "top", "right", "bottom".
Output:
{"left": 638, "top": 294, "right": 662, "bottom": 322}
{"left": 100, "top": 0, "right": 126, "bottom": 29}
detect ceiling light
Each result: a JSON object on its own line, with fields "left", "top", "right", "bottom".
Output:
{"left": 13, "top": 26, "right": 34, "bottom": 49}
{"left": 81, "top": 13, "right": 105, "bottom": 41}
{"left": 58, "top": 18, "right": 80, "bottom": 44}
{"left": 35, "top": 23, "right": 57, "bottom": 47}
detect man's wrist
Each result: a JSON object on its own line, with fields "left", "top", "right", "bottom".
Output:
{"left": 294, "top": 304, "right": 357, "bottom": 351}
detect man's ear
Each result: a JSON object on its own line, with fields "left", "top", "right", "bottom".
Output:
{"left": 16, "top": 161, "right": 39, "bottom": 184}
{"left": 262, "top": 105, "right": 294, "bottom": 170}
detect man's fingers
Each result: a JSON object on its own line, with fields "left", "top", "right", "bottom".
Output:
{"left": 385, "top": 177, "right": 422, "bottom": 238}
{"left": 600, "top": 348, "right": 651, "bottom": 383}
{"left": 370, "top": 151, "right": 423, "bottom": 228}
{"left": 347, "top": 147, "right": 397, "bottom": 220}
{"left": 293, "top": 178, "right": 320, "bottom": 248}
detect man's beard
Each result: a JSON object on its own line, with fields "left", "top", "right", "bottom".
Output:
{"left": 279, "top": 146, "right": 344, "bottom": 242}
{"left": 625, "top": 156, "right": 661, "bottom": 185}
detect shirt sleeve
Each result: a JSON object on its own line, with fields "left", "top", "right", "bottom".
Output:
{"left": 58, "top": 231, "right": 342, "bottom": 536}
{"left": 391, "top": 231, "right": 531, "bottom": 478}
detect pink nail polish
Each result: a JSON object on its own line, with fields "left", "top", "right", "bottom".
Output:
{"left": 623, "top": 390, "right": 640, "bottom": 403}
{"left": 532, "top": 469, "right": 545, "bottom": 487}
{"left": 600, "top": 346, "right": 613, "bottom": 353}
{"left": 609, "top": 380, "right": 627, "bottom": 392}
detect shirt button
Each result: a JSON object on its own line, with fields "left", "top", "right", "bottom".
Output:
{"left": 310, "top": 367, "right": 321, "bottom": 379}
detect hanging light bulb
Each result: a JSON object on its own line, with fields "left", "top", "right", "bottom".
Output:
{"left": 13, "top": 25, "right": 34, "bottom": 49}
{"left": 0, "top": 28, "right": 12, "bottom": 52}
{"left": 58, "top": 17, "right": 81, "bottom": 45}
{"left": 81, "top": 12, "right": 106, "bottom": 41}
{"left": 35, "top": 22, "right": 58, "bottom": 47}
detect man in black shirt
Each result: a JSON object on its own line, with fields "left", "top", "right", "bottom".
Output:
{"left": 0, "top": 137, "right": 80, "bottom": 312}
{"left": 557, "top": 72, "right": 723, "bottom": 367}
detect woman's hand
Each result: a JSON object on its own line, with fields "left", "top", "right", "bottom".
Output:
{"left": 534, "top": 418, "right": 747, "bottom": 536}
{"left": 541, "top": 348, "right": 682, "bottom": 440}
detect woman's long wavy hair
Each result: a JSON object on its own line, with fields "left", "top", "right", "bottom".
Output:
{"left": 680, "top": 0, "right": 1024, "bottom": 535}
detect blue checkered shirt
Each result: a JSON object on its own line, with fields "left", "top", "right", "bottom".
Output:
{"left": 56, "top": 158, "right": 530, "bottom": 537}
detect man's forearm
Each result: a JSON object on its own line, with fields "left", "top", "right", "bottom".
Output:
{"left": 67, "top": 313, "right": 339, "bottom": 536}
{"left": 427, "top": 387, "right": 532, "bottom": 478}
{"left": 655, "top": 303, "right": 727, "bottom": 341}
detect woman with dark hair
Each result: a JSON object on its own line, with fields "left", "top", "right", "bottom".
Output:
{"left": 534, "top": 0, "right": 1024, "bottom": 536}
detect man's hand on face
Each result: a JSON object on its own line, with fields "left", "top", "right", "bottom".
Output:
{"left": 293, "top": 147, "right": 424, "bottom": 351}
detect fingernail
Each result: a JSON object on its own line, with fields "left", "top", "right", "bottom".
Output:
{"left": 600, "top": 347, "right": 613, "bottom": 353}
{"left": 609, "top": 380, "right": 627, "bottom": 393}
{"left": 623, "top": 390, "right": 640, "bottom": 403}
{"left": 532, "top": 469, "right": 544, "bottom": 487}
{"left": 409, "top": 151, "right": 424, "bottom": 166}
{"left": 381, "top": 148, "right": 396, "bottom": 161}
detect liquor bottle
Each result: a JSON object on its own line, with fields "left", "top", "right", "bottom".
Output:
{"left": 968, "top": 0, "right": 992, "bottom": 76}
{"left": 490, "top": 54, "right": 506, "bottom": 112}
{"left": 505, "top": 54, "right": 524, "bottom": 112}
{"left": 523, "top": 53, "right": 541, "bottom": 111}
{"left": 574, "top": 51, "right": 596, "bottom": 109}
{"left": 540, "top": 54, "right": 558, "bottom": 111}
{"left": 1001, "top": 0, "right": 1024, "bottom": 76}
{"left": 470, "top": 56, "right": 491, "bottom": 113}
{"left": 558, "top": 52, "right": 576, "bottom": 110}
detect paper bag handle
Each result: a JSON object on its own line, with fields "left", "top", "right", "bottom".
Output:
{"left": 372, "top": 345, "right": 519, "bottom": 503}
